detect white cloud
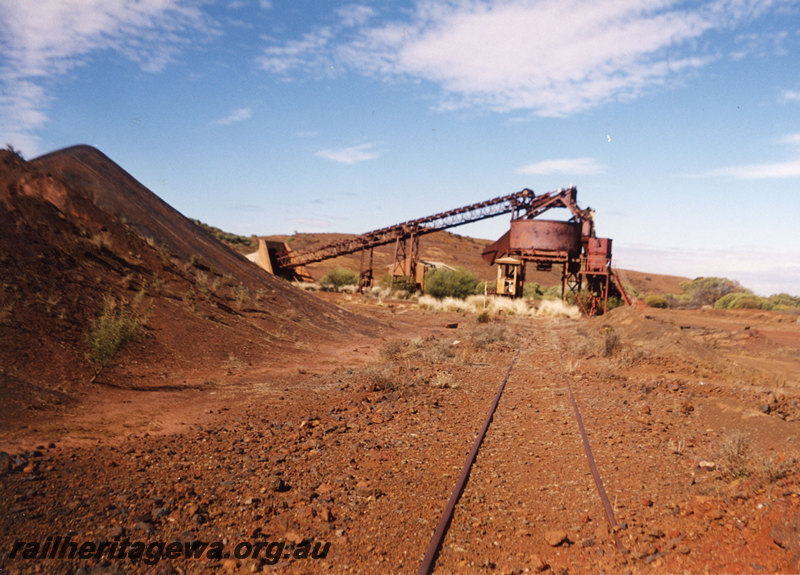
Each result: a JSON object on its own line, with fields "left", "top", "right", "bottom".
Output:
{"left": 516, "top": 157, "right": 606, "bottom": 176}
{"left": 257, "top": 6, "right": 374, "bottom": 74}
{"left": 782, "top": 89, "right": 800, "bottom": 102}
{"left": 212, "top": 107, "right": 253, "bottom": 126}
{"left": 259, "top": 28, "right": 335, "bottom": 74}
{"left": 0, "top": 0, "right": 213, "bottom": 155}
{"left": 336, "top": 5, "right": 375, "bottom": 28}
{"left": 779, "top": 133, "right": 800, "bottom": 147}
{"left": 290, "top": 217, "right": 332, "bottom": 229}
{"left": 731, "top": 28, "right": 788, "bottom": 60}
{"left": 706, "top": 132, "right": 800, "bottom": 179}
{"left": 707, "top": 160, "right": 800, "bottom": 179}
{"left": 349, "top": 1, "right": 713, "bottom": 115}
{"left": 615, "top": 244, "right": 800, "bottom": 296}
{"left": 257, "top": 5, "right": 372, "bottom": 75}
{"left": 316, "top": 142, "right": 381, "bottom": 164}
{"left": 262, "top": 0, "right": 785, "bottom": 117}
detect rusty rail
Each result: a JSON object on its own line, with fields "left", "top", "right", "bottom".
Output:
{"left": 566, "top": 378, "right": 626, "bottom": 550}
{"left": 418, "top": 338, "right": 626, "bottom": 574}
{"left": 417, "top": 351, "right": 519, "bottom": 575}
{"left": 551, "top": 333, "right": 626, "bottom": 552}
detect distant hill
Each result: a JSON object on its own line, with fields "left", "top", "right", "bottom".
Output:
{"left": 616, "top": 269, "right": 689, "bottom": 299}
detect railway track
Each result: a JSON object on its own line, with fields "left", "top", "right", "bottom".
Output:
{"left": 418, "top": 329, "right": 627, "bottom": 574}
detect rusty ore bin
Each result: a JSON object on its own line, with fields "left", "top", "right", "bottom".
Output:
{"left": 509, "top": 220, "right": 581, "bottom": 255}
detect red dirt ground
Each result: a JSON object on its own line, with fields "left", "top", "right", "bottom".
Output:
{"left": 2, "top": 146, "right": 800, "bottom": 574}
{"left": 2, "top": 300, "right": 800, "bottom": 575}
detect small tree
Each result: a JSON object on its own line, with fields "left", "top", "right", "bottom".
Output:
{"left": 320, "top": 268, "right": 358, "bottom": 291}
{"left": 679, "top": 277, "right": 747, "bottom": 307}
{"left": 423, "top": 268, "right": 480, "bottom": 299}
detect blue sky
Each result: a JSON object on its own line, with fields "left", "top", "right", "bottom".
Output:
{"left": 1, "top": 0, "right": 799, "bottom": 295}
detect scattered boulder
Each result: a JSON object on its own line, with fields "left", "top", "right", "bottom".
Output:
{"left": 269, "top": 475, "right": 289, "bottom": 492}
{"left": 595, "top": 524, "right": 610, "bottom": 540}
{"left": 698, "top": 460, "right": 716, "bottom": 471}
{"left": 545, "top": 529, "right": 569, "bottom": 547}
{"left": 285, "top": 530, "right": 304, "bottom": 544}
{"left": 133, "top": 521, "right": 155, "bottom": 534}
{"left": 530, "top": 554, "right": 549, "bottom": 572}
{"left": 0, "top": 452, "right": 12, "bottom": 475}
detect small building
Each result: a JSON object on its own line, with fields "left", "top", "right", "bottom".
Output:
{"left": 388, "top": 259, "right": 455, "bottom": 290}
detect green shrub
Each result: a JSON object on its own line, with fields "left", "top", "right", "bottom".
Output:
{"left": 523, "top": 282, "right": 544, "bottom": 299}
{"left": 716, "top": 431, "right": 752, "bottom": 480}
{"left": 422, "top": 339, "right": 457, "bottom": 363}
{"left": 390, "top": 275, "right": 418, "bottom": 293}
{"left": 233, "top": 284, "right": 250, "bottom": 309}
{"left": 714, "top": 292, "right": 773, "bottom": 310}
{"left": 423, "top": 268, "right": 480, "bottom": 299}
{"left": 190, "top": 219, "right": 253, "bottom": 249}
{"left": 381, "top": 339, "right": 406, "bottom": 361}
{"left": 431, "top": 373, "right": 458, "bottom": 388}
{"left": 472, "top": 324, "right": 506, "bottom": 349}
{"left": 183, "top": 289, "right": 197, "bottom": 311}
{"left": 679, "top": 277, "right": 747, "bottom": 307}
{"left": 644, "top": 294, "right": 668, "bottom": 308}
{"left": 772, "top": 305, "right": 800, "bottom": 314}
{"left": 768, "top": 293, "right": 800, "bottom": 308}
{"left": 320, "top": 268, "right": 359, "bottom": 290}
{"left": 363, "top": 364, "right": 396, "bottom": 391}
{"left": 733, "top": 296, "right": 771, "bottom": 310}
{"left": 607, "top": 295, "right": 625, "bottom": 311}
{"left": 623, "top": 282, "right": 641, "bottom": 299}
{"left": 541, "top": 285, "right": 563, "bottom": 300}
{"left": 86, "top": 295, "right": 143, "bottom": 380}
{"left": 602, "top": 327, "right": 620, "bottom": 357}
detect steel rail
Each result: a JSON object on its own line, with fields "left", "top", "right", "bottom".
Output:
{"left": 550, "top": 334, "right": 627, "bottom": 552}
{"left": 417, "top": 351, "right": 520, "bottom": 575}
{"left": 417, "top": 338, "right": 625, "bottom": 574}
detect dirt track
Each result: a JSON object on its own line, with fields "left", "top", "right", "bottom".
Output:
{"left": 2, "top": 299, "right": 800, "bottom": 574}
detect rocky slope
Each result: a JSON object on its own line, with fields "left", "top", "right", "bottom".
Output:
{"left": 0, "top": 146, "right": 376, "bottom": 432}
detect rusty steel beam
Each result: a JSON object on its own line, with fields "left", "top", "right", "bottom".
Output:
{"left": 275, "top": 187, "right": 578, "bottom": 269}
{"left": 611, "top": 268, "right": 633, "bottom": 306}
